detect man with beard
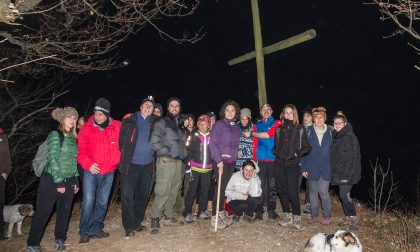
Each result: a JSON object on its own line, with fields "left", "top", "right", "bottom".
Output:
{"left": 149, "top": 97, "right": 188, "bottom": 234}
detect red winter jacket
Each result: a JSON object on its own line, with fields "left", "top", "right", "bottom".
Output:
{"left": 77, "top": 116, "right": 121, "bottom": 174}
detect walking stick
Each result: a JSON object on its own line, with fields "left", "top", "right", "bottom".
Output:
{"left": 214, "top": 170, "right": 222, "bottom": 232}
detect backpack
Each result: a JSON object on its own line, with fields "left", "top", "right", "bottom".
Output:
{"left": 32, "top": 131, "right": 64, "bottom": 177}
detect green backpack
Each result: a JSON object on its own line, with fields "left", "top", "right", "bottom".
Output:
{"left": 32, "top": 131, "right": 64, "bottom": 177}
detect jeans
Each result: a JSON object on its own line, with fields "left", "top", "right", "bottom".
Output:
{"left": 308, "top": 178, "right": 332, "bottom": 218}
{"left": 79, "top": 171, "right": 114, "bottom": 236}
{"left": 212, "top": 163, "right": 235, "bottom": 216}
{"left": 184, "top": 170, "right": 211, "bottom": 216}
{"left": 339, "top": 184, "right": 356, "bottom": 216}
{"left": 151, "top": 157, "right": 183, "bottom": 219}
{"left": 121, "top": 163, "right": 152, "bottom": 230}
{"left": 273, "top": 160, "right": 301, "bottom": 215}
{"left": 228, "top": 197, "right": 261, "bottom": 216}
{"left": 256, "top": 161, "right": 277, "bottom": 213}
{"left": 27, "top": 173, "right": 75, "bottom": 246}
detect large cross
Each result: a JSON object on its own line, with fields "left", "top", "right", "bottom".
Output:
{"left": 228, "top": 0, "right": 317, "bottom": 107}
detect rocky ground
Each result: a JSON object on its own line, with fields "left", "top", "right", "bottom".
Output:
{"left": 1, "top": 195, "right": 417, "bottom": 251}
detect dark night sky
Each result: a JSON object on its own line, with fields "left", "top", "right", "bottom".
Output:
{"left": 67, "top": 1, "right": 420, "bottom": 201}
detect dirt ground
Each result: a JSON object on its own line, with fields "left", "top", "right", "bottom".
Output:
{"left": 0, "top": 197, "right": 403, "bottom": 252}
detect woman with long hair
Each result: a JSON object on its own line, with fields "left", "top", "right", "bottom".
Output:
{"left": 26, "top": 107, "right": 79, "bottom": 252}
{"left": 272, "top": 104, "right": 311, "bottom": 230}
{"left": 330, "top": 111, "right": 361, "bottom": 230}
{"left": 209, "top": 100, "right": 241, "bottom": 229}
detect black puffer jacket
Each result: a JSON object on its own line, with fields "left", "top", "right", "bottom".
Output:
{"left": 119, "top": 113, "right": 158, "bottom": 174}
{"left": 330, "top": 123, "right": 361, "bottom": 185}
{"left": 273, "top": 119, "right": 311, "bottom": 165}
{"left": 149, "top": 115, "right": 188, "bottom": 160}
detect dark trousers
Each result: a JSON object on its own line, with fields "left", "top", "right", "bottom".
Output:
{"left": 27, "top": 173, "right": 75, "bottom": 246}
{"left": 228, "top": 197, "right": 261, "bottom": 216}
{"left": 256, "top": 161, "right": 277, "bottom": 213}
{"left": 184, "top": 170, "right": 211, "bottom": 216}
{"left": 298, "top": 174, "right": 310, "bottom": 204}
{"left": 120, "top": 163, "right": 152, "bottom": 230}
{"left": 212, "top": 163, "right": 235, "bottom": 216}
{"left": 0, "top": 177, "right": 5, "bottom": 235}
{"left": 274, "top": 160, "right": 301, "bottom": 216}
{"left": 339, "top": 184, "right": 357, "bottom": 216}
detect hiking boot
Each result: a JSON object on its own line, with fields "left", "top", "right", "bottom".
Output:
{"left": 211, "top": 215, "right": 227, "bottom": 229}
{"left": 308, "top": 216, "right": 319, "bottom": 224}
{"left": 135, "top": 225, "right": 146, "bottom": 232}
{"left": 125, "top": 229, "right": 135, "bottom": 238}
{"left": 79, "top": 234, "right": 90, "bottom": 244}
{"left": 25, "top": 245, "right": 42, "bottom": 252}
{"left": 278, "top": 212, "right": 293, "bottom": 227}
{"left": 338, "top": 216, "right": 351, "bottom": 228}
{"left": 184, "top": 213, "right": 194, "bottom": 224}
{"left": 163, "top": 217, "right": 184, "bottom": 226}
{"left": 255, "top": 212, "right": 264, "bottom": 221}
{"left": 320, "top": 217, "right": 332, "bottom": 225}
{"left": 291, "top": 215, "right": 301, "bottom": 230}
{"left": 54, "top": 239, "right": 66, "bottom": 251}
{"left": 219, "top": 211, "right": 233, "bottom": 226}
{"left": 150, "top": 218, "right": 160, "bottom": 234}
{"left": 232, "top": 214, "right": 241, "bottom": 222}
{"left": 243, "top": 214, "right": 255, "bottom": 223}
{"left": 349, "top": 216, "right": 360, "bottom": 230}
{"left": 89, "top": 230, "right": 109, "bottom": 239}
{"left": 198, "top": 211, "right": 211, "bottom": 220}
{"left": 303, "top": 203, "right": 311, "bottom": 214}
{"left": 267, "top": 211, "right": 279, "bottom": 220}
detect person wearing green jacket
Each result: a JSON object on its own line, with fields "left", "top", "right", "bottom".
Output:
{"left": 26, "top": 107, "right": 79, "bottom": 252}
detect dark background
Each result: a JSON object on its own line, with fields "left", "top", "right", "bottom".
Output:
{"left": 65, "top": 1, "right": 419, "bottom": 205}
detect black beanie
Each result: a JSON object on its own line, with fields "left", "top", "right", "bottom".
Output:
{"left": 94, "top": 98, "right": 111, "bottom": 117}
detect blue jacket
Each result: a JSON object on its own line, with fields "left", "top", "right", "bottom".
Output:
{"left": 300, "top": 125, "right": 333, "bottom": 181}
{"left": 254, "top": 117, "right": 276, "bottom": 161}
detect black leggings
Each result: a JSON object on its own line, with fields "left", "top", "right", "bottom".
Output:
{"left": 184, "top": 170, "right": 211, "bottom": 216}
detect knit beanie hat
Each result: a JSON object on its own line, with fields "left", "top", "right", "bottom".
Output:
{"left": 196, "top": 114, "right": 210, "bottom": 126}
{"left": 206, "top": 111, "right": 216, "bottom": 118}
{"left": 141, "top": 95, "right": 155, "bottom": 106}
{"left": 94, "top": 98, "right": 111, "bottom": 117}
{"left": 154, "top": 103, "right": 163, "bottom": 113}
{"left": 240, "top": 108, "right": 252, "bottom": 119}
{"left": 51, "top": 107, "right": 79, "bottom": 123}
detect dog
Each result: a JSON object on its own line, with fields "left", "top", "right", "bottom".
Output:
{"left": 304, "top": 230, "right": 362, "bottom": 252}
{"left": 3, "top": 204, "right": 34, "bottom": 239}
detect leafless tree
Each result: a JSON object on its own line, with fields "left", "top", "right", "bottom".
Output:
{"left": 370, "top": 0, "right": 420, "bottom": 70}
{"left": 0, "top": 0, "right": 204, "bottom": 81}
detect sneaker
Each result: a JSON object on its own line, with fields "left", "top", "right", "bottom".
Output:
{"left": 163, "top": 217, "right": 184, "bottom": 226}
{"left": 232, "top": 214, "right": 241, "bottom": 222}
{"left": 90, "top": 230, "right": 109, "bottom": 239}
{"left": 267, "top": 211, "right": 279, "bottom": 220}
{"left": 219, "top": 211, "right": 233, "bottom": 226}
{"left": 291, "top": 215, "right": 301, "bottom": 230}
{"left": 308, "top": 216, "right": 319, "bottom": 224}
{"left": 243, "top": 214, "right": 254, "bottom": 223}
{"left": 25, "top": 245, "right": 42, "bottom": 252}
{"left": 338, "top": 216, "right": 351, "bottom": 228}
{"left": 198, "top": 211, "right": 211, "bottom": 220}
{"left": 349, "top": 216, "right": 360, "bottom": 230}
{"left": 54, "top": 239, "right": 66, "bottom": 251}
{"left": 320, "top": 217, "right": 332, "bottom": 225}
{"left": 79, "top": 235, "right": 90, "bottom": 244}
{"left": 211, "top": 215, "right": 227, "bottom": 229}
{"left": 278, "top": 212, "right": 293, "bottom": 227}
{"left": 150, "top": 218, "right": 160, "bottom": 234}
{"left": 184, "top": 214, "right": 194, "bottom": 224}
{"left": 255, "top": 212, "right": 264, "bottom": 221}
{"left": 303, "top": 203, "right": 311, "bottom": 214}
{"left": 125, "top": 229, "right": 135, "bottom": 237}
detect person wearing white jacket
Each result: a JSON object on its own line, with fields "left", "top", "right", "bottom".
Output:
{"left": 225, "top": 160, "right": 262, "bottom": 222}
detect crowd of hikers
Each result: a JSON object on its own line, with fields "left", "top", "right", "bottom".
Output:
{"left": 0, "top": 96, "right": 362, "bottom": 251}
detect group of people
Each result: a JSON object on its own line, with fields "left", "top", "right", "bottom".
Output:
{"left": 9, "top": 96, "right": 360, "bottom": 252}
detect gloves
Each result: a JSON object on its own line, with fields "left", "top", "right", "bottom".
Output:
{"left": 185, "top": 169, "right": 194, "bottom": 182}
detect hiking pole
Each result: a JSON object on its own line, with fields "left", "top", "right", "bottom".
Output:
{"left": 214, "top": 169, "right": 222, "bottom": 232}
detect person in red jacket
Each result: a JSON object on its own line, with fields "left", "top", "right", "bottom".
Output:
{"left": 77, "top": 98, "right": 121, "bottom": 243}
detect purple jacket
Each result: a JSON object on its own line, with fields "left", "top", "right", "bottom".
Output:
{"left": 209, "top": 118, "right": 241, "bottom": 164}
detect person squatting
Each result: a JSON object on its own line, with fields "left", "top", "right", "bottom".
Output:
{"left": 21, "top": 97, "right": 361, "bottom": 252}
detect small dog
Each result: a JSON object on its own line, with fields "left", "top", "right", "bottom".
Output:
{"left": 3, "top": 204, "right": 34, "bottom": 239}
{"left": 304, "top": 230, "right": 362, "bottom": 252}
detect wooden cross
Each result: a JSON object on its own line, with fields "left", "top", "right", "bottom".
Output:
{"left": 228, "top": 0, "right": 317, "bottom": 107}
